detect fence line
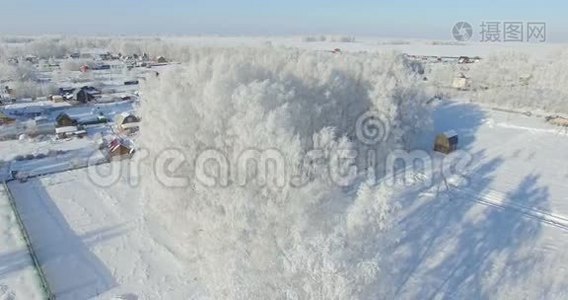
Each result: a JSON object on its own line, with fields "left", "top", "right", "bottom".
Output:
{"left": 2, "top": 181, "right": 55, "bottom": 300}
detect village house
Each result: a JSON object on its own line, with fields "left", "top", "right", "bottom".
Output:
{"left": 70, "top": 86, "right": 101, "bottom": 103}
{"left": 55, "top": 125, "right": 85, "bottom": 139}
{"left": 24, "top": 55, "right": 38, "bottom": 64}
{"left": 107, "top": 138, "right": 135, "bottom": 160}
{"left": 452, "top": 73, "right": 471, "bottom": 90}
{"left": 56, "top": 113, "right": 77, "bottom": 127}
{"left": 55, "top": 113, "right": 85, "bottom": 139}
{"left": 115, "top": 112, "right": 140, "bottom": 134}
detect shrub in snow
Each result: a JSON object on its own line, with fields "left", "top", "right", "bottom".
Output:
{"left": 0, "top": 61, "right": 37, "bottom": 81}
{"left": 7, "top": 80, "right": 57, "bottom": 99}
{"left": 138, "top": 47, "right": 430, "bottom": 298}
{"left": 26, "top": 38, "right": 69, "bottom": 59}
{"left": 0, "top": 59, "right": 56, "bottom": 98}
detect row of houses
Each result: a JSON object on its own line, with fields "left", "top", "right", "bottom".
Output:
{"left": 69, "top": 51, "right": 116, "bottom": 61}
{"left": 6, "top": 55, "right": 40, "bottom": 65}
{"left": 56, "top": 86, "right": 102, "bottom": 103}
{"left": 106, "top": 137, "right": 135, "bottom": 159}
{"left": 406, "top": 55, "right": 481, "bottom": 64}
{"left": 55, "top": 111, "right": 140, "bottom": 139}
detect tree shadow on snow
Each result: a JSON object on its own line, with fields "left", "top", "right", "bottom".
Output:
{"left": 424, "top": 174, "right": 549, "bottom": 299}
{"left": 385, "top": 100, "right": 552, "bottom": 299}
{"left": 431, "top": 100, "right": 488, "bottom": 149}
{"left": 4, "top": 179, "right": 126, "bottom": 300}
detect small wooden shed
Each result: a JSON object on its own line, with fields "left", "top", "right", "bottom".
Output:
{"left": 434, "top": 130, "right": 458, "bottom": 154}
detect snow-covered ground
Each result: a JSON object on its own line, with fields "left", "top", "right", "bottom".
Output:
{"left": 0, "top": 138, "right": 91, "bottom": 162}
{"left": 0, "top": 184, "right": 43, "bottom": 300}
{"left": 7, "top": 163, "right": 204, "bottom": 300}
{"left": 388, "top": 101, "right": 568, "bottom": 298}
{"left": 3, "top": 101, "right": 568, "bottom": 299}
{"left": 159, "top": 36, "right": 568, "bottom": 57}
{"left": 2, "top": 37, "right": 568, "bottom": 299}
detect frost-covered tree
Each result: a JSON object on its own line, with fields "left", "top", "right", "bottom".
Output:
{"left": 138, "top": 47, "right": 430, "bottom": 298}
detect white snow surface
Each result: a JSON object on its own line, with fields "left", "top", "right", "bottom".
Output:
{"left": 7, "top": 165, "right": 203, "bottom": 299}
{"left": 4, "top": 102, "right": 568, "bottom": 299}
{"left": 0, "top": 184, "right": 43, "bottom": 300}
{"left": 2, "top": 38, "right": 568, "bottom": 299}
{"left": 389, "top": 101, "right": 568, "bottom": 299}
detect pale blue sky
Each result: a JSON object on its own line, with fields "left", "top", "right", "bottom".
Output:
{"left": 0, "top": 0, "right": 566, "bottom": 41}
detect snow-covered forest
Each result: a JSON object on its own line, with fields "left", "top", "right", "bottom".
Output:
{"left": 138, "top": 47, "right": 430, "bottom": 298}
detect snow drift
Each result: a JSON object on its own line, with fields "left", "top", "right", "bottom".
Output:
{"left": 140, "top": 48, "right": 430, "bottom": 298}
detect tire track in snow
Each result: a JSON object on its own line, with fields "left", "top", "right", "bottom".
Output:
{"left": 454, "top": 187, "right": 568, "bottom": 232}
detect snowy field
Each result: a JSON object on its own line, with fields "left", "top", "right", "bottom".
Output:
{"left": 7, "top": 165, "right": 203, "bottom": 299}
{"left": 157, "top": 36, "right": 568, "bottom": 57}
{"left": 4, "top": 102, "right": 568, "bottom": 299}
{"left": 1, "top": 36, "right": 568, "bottom": 299}
{"left": 0, "top": 183, "right": 43, "bottom": 300}
{"left": 389, "top": 101, "right": 568, "bottom": 298}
